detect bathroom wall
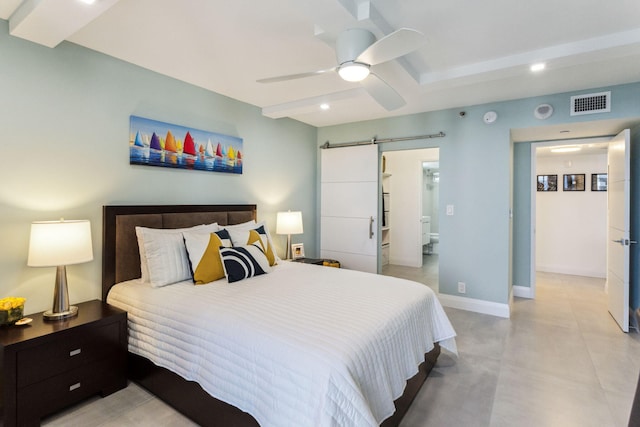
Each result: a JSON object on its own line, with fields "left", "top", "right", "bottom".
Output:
{"left": 383, "top": 149, "right": 439, "bottom": 267}
{"left": 423, "top": 164, "right": 440, "bottom": 234}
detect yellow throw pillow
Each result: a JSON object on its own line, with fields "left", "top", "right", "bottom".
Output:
{"left": 184, "top": 230, "right": 233, "bottom": 284}
{"left": 228, "top": 226, "right": 278, "bottom": 266}
{"left": 247, "top": 229, "right": 277, "bottom": 266}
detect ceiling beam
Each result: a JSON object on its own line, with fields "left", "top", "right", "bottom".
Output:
{"left": 420, "top": 28, "right": 640, "bottom": 88}
{"left": 9, "top": 0, "right": 121, "bottom": 48}
{"left": 262, "top": 88, "right": 365, "bottom": 118}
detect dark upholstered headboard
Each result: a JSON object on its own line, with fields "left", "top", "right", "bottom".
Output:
{"left": 102, "top": 205, "right": 257, "bottom": 301}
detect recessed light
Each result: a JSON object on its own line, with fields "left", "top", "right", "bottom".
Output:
{"left": 320, "top": 103, "right": 330, "bottom": 110}
{"left": 530, "top": 63, "right": 545, "bottom": 72}
{"left": 79, "top": 0, "right": 96, "bottom": 4}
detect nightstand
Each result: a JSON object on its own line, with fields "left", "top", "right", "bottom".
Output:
{"left": 292, "top": 258, "right": 340, "bottom": 267}
{"left": 0, "top": 300, "right": 127, "bottom": 426}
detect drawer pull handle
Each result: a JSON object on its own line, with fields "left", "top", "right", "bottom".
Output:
{"left": 69, "top": 382, "right": 81, "bottom": 392}
{"left": 69, "top": 348, "right": 82, "bottom": 357}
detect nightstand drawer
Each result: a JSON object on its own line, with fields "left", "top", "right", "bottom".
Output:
{"left": 17, "top": 321, "right": 120, "bottom": 387}
{"left": 17, "top": 358, "right": 118, "bottom": 425}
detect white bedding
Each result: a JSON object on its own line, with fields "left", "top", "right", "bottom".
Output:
{"left": 107, "top": 261, "right": 456, "bottom": 427}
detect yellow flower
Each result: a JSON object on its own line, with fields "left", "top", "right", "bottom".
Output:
{"left": 0, "top": 297, "right": 25, "bottom": 310}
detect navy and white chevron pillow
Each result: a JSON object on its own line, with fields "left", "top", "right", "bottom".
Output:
{"left": 219, "top": 243, "right": 272, "bottom": 283}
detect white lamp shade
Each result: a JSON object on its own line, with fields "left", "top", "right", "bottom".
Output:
{"left": 276, "top": 211, "right": 303, "bottom": 235}
{"left": 28, "top": 220, "right": 93, "bottom": 267}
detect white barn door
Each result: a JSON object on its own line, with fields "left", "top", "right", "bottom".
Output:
{"left": 321, "top": 144, "right": 379, "bottom": 273}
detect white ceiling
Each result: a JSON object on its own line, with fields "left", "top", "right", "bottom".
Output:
{"left": 3, "top": 0, "right": 640, "bottom": 127}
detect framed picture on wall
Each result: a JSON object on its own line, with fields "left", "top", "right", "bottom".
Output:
{"left": 563, "top": 174, "right": 585, "bottom": 191}
{"left": 537, "top": 174, "right": 557, "bottom": 191}
{"left": 591, "top": 173, "right": 608, "bottom": 191}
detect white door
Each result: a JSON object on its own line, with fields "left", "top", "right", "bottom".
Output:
{"left": 321, "top": 144, "right": 379, "bottom": 273}
{"left": 607, "top": 129, "right": 631, "bottom": 332}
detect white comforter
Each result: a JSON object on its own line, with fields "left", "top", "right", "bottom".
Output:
{"left": 107, "top": 261, "right": 456, "bottom": 427}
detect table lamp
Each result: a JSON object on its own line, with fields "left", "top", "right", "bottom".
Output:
{"left": 276, "top": 211, "right": 303, "bottom": 260}
{"left": 27, "top": 219, "right": 93, "bottom": 320}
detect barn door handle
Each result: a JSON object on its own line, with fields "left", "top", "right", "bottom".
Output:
{"left": 369, "top": 216, "right": 374, "bottom": 239}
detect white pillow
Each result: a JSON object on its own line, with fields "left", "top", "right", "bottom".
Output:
{"left": 136, "top": 223, "right": 219, "bottom": 287}
{"left": 222, "top": 219, "right": 256, "bottom": 230}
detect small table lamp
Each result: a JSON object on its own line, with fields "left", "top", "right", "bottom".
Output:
{"left": 27, "top": 219, "right": 93, "bottom": 320}
{"left": 276, "top": 211, "right": 303, "bottom": 260}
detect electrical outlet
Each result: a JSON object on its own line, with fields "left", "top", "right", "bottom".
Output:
{"left": 458, "top": 282, "right": 466, "bottom": 294}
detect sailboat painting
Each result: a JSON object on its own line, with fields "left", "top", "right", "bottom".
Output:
{"left": 129, "top": 115, "right": 243, "bottom": 174}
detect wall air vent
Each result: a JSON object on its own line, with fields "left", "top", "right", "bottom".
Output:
{"left": 570, "top": 91, "right": 611, "bottom": 116}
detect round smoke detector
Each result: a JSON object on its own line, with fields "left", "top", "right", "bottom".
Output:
{"left": 483, "top": 111, "right": 498, "bottom": 124}
{"left": 534, "top": 103, "right": 553, "bottom": 120}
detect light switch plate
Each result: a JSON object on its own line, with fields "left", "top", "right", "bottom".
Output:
{"left": 446, "top": 205, "right": 454, "bottom": 216}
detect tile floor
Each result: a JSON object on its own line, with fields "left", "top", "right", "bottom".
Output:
{"left": 43, "top": 271, "right": 639, "bottom": 427}
{"left": 382, "top": 254, "right": 439, "bottom": 292}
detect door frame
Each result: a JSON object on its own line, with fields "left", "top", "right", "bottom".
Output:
{"left": 529, "top": 137, "right": 611, "bottom": 298}
{"left": 378, "top": 147, "right": 439, "bottom": 271}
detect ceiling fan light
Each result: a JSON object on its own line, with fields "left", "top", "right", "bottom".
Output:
{"left": 338, "top": 62, "right": 370, "bottom": 82}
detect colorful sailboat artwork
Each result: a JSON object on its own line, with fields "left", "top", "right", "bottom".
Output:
{"left": 134, "top": 131, "right": 145, "bottom": 147}
{"left": 129, "top": 115, "right": 243, "bottom": 174}
{"left": 150, "top": 132, "right": 161, "bottom": 150}
{"left": 205, "top": 140, "right": 215, "bottom": 157}
{"left": 183, "top": 132, "right": 196, "bottom": 156}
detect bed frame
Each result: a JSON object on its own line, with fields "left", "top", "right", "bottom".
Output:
{"left": 102, "top": 204, "right": 440, "bottom": 427}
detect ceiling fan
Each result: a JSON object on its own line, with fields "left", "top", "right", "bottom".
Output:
{"left": 257, "top": 27, "right": 426, "bottom": 111}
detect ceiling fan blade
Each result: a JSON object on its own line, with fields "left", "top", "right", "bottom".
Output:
{"left": 361, "top": 73, "right": 406, "bottom": 111}
{"left": 356, "top": 28, "right": 426, "bottom": 66}
{"left": 257, "top": 67, "right": 337, "bottom": 83}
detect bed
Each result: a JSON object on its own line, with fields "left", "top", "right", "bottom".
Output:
{"left": 102, "top": 204, "right": 456, "bottom": 427}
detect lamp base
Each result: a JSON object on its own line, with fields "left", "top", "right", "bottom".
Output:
{"left": 43, "top": 305, "right": 78, "bottom": 321}
{"left": 285, "top": 234, "right": 292, "bottom": 260}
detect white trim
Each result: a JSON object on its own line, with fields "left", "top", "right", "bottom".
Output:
{"left": 437, "top": 293, "right": 510, "bottom": 318}
{"left": 536, "top": 265, "right": 606, "bottom": 279}
{"left": 530, "top": 143, "right": 537, "bottom": 299}
{"left": 513, "top": 285, "right": 533, "bottom": 299}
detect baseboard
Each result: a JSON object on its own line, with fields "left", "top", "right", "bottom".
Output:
{"left": 388, "top": 257, "right": 421, "bottom": 268}
{"left": 437, "top": 293, "right": 510, "bottom": 318}
{"left": 536, "top": 265, "right": 605, "bottom": 279}
{"left": 512, "top": 285, "right": 533, "bottom": 299}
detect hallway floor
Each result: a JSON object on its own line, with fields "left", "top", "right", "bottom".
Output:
{"left": 42, "top": 272, "right": 639, "bottom": 426}
{"left": 402, "top": 271, "right": 640, "bottom": 426}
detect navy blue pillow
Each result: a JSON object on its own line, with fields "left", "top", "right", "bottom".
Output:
{"left": 219, "top": 243, "right": 271, "bottom": 283}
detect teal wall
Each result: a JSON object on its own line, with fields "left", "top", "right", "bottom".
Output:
{"left": 512, "top": 142, "right": 532, "bottom": 289}
{"left": 318, "top": 83, "right": 640, "bottom": 307}
{"left": 0, "top": 21, "right": 318, "bottom": 314}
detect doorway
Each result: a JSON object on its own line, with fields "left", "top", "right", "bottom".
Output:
{"left": 380, "top": 148, "right": 439, "bottom": 292}
{"left": 530, "top": 138, "right": 610, "bottom": 298}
